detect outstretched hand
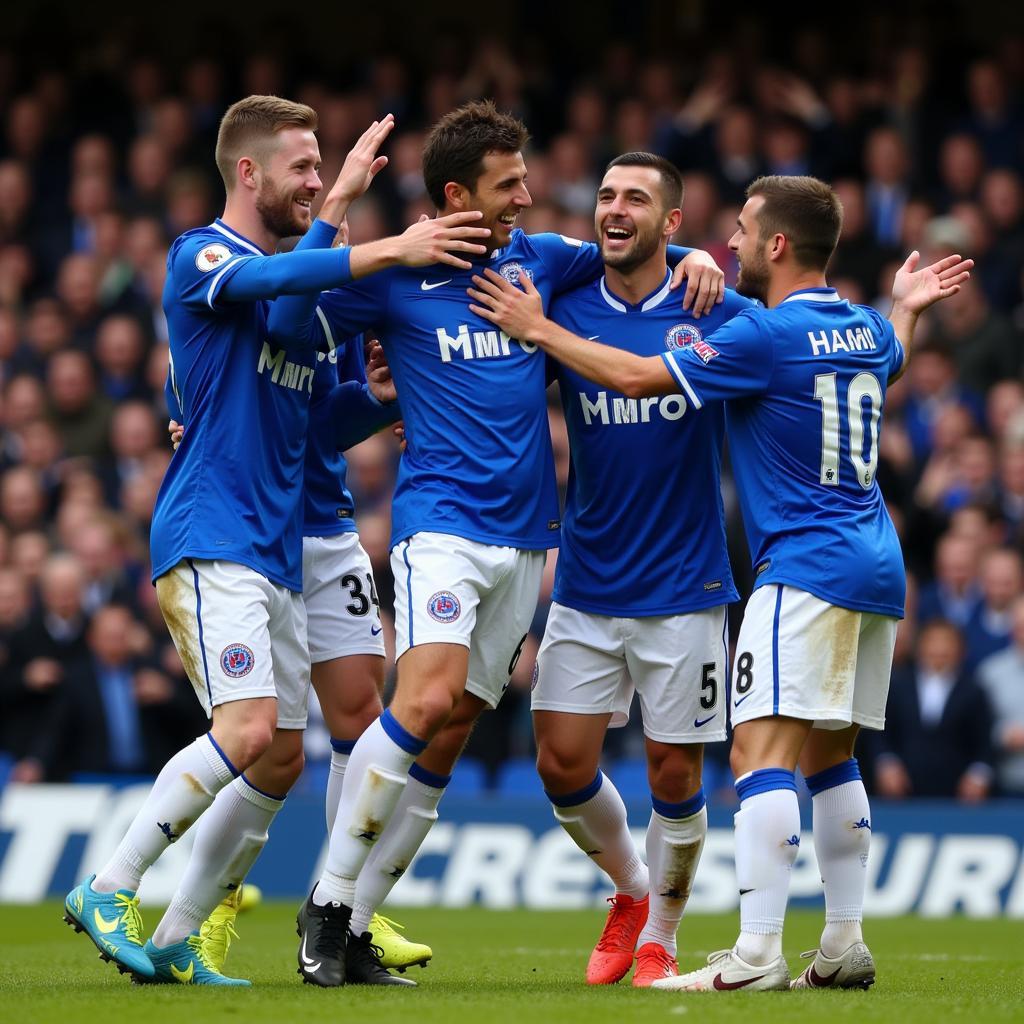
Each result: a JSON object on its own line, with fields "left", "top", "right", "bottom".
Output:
{"left": 468, "top": 267, "right": 546, "bottom": 340}
{"left": 891, "top": 251, "right": 974, "bottom": 316}
{"left": 394, "top": 211, "right": 490, "bottom": 270}
{"left": 320, "top": 115, "right": 396, "bottom": 222}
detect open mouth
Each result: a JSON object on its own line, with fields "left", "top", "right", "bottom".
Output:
{"left": 497, "top": 212, "right": 518, "bottom": 229}
{"left": 602, "top": 223, "right": 634, "bottom": 246}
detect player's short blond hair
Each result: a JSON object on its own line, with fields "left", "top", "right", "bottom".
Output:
{"left": 215, "top": 95, "right": 318, "bottom": 191}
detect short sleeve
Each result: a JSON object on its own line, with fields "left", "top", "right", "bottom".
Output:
{"left": 532, "top": 233, "right": 604, "bottom": 294}
{"left": 660, "top": 309, "right": 774, "bottom": 408}
{"left": 168, "top": 236, "right": 257, "bottom": 313}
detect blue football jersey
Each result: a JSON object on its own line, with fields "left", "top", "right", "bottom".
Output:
{"left": 151, "top": 221, "right": 317, "bottom": 591}
{"left": 299, "top": 230, "right": 610, "bottom": 550}
{"left": 552, "top": 273, "right": 748, "bottom": 616}
{"left": 662, "top": 287, "right": 906, "bottom": 617}
{"left": 303, "top": 335, "right": 365, "bottom": 538}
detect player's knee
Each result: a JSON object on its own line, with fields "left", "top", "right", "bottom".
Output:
{"left": 535, "top": 742, "right": 593, "bottom": 795}
{"left": 403, "top": 685, "right": 458, "bottom": 737}
{"left": 233, "top": 721, "right": 276, "bottom": 769}
{"left": 647, "top": 746, "right": 702, "bottom": 802}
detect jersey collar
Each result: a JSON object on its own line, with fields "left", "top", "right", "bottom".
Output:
{"left": 210, "top": 219, "right": 268, "bottom": 256}
{"left": 782, "top": 287, "right": 843, "bottom": 303}
{"left": 599, "top": 268, "right": 673, "bottom": 313}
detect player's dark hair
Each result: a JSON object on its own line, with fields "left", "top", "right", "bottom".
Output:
{"left": 215, "top": 95, "right": 318, "bottom": 191}
{"left": 422, "top": 100, "right": 529, "bottom": 208}
{"left": 746, "top": 175, "right": 843, "bottom": 271}
{"left": 605, "top": 152, "right": 684, "bottom": 212}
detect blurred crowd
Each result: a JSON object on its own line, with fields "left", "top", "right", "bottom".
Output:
{"left": 1, "top": 17, "right": 1023, "bottom": 803}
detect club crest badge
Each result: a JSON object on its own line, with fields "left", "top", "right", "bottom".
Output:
{"left": 665, "top": 323, "right": 703, "bottom": 351}
{"left": 427, "top": 591, "right": 461, "bottom": 623}
{"left": 221, "top": 643, "right": 255, "bottom": 678}
{"left": 196, "top": 243, "right": 232, "bottom": 272}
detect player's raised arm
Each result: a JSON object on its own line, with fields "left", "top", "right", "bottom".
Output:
{"left": 348, "top": 211, "right": 491, "bottom": 278}
{"left": 887, "top": 250, "right": 973, "bottom": 382}
{"left": 469, "top": 268, "right": 675, "bottom": 397}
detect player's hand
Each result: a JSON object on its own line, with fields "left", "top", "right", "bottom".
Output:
{"left": 332, "top": 218, "right": 350, "bottom": 249}
{"left": 168, "top": 419, "right": 184, "bottom": 451}
{"left": 671, "top": 249, "right": 725, "bottom": 318}
{"left": 468, "top": 267, "right": 546, "bottom": 340}
{"left": 393, "top": 211, "right": 490, "bottom": 270}
{"left": 366, "top": 341, "right": 397, "bottom": 404}
{"left": 890, "top": 251, "right": 973, "bottom": 316}
{"left": 320, "top": 115, "right": 395, "bottom": 222}
{"left": 393, "top": 421, "right": 406, "bottom": 451}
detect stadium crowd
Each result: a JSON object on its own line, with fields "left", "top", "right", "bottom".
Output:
{"left": 1, "top": 20, "right": 1023, "bottom": 802}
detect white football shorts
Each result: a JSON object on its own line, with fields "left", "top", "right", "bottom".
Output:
{"left": 731, "top": 584, "right": 897, "bottom": 731}
{"left": 391, "top": 532, "right": 546, "bottom": 708}
{"left": 155, "top": 559, "right": 310, "bottom": 730}
{"left": 302, "top": 533, "right": 386, "bottom": 663}
{"left": 532, "top": 602, "right": 729, "bottom": 744}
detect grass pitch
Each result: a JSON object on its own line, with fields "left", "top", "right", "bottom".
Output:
{"left": 4, "top": 903, "right": 1022, "bottom": 1024}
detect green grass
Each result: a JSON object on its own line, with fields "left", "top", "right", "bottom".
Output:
{"left": 3, "top": 903, "right": 1022, "bottom": 1023}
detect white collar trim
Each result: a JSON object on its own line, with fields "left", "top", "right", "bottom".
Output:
{"left": 599, "top": 270, "right": 673, "bottom": 313}
{"left": 782, "top": 288, "right": 843, "bottom": 304}
{"left": 211, "top": 220, "right": 265, "bottom": 256}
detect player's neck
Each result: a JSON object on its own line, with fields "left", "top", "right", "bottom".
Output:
{"left": 766, "top": 270, "right": 828, "bottom": 309}
{"left": 603, "top": 258, "right": 668, "bottom": 306}
{"left": 218, "top": 199, "right": 279, "bottom": 255}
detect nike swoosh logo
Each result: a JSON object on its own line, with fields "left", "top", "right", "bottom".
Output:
{"left": 734, "top": 693, "right": 752, "bottom": 707}
{"left": 693, "top": 714, "right": 717, "bottom": 728}
{"left": 371, "top": 625, "right": 383, "bottom": 636}
{"left": 808, "top": 963, "right": 842, "bottom": 986}
{"left": 300, "top": 935, "right": 321, "bottom": 972}
{"left": 421, "top": 279, "right": 451, "bottom": 291}
{"left": 93, "top": 908, "right": 120, "bottom": 934}
{"left": 713, "top": 972, "right": 764, "bottom": 990}
{"left": 171, "top": 961, "right": 195, "bottom": 983}
{"left": 739, "top": 888, "right": 754, "bottom": 896}
{"left": 587, "top": 335, "right": 600, "bottom": 340}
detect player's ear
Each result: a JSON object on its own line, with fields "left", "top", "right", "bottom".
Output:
{"left": 664, "top": 208, "right": 682, "bottom": 238}
{"left": 237, "top": 156, "right": 259, "bottom": 192}
{"left": 768, "top": 232, "right": 787, "bottom": 262}
{"left": 443, "top": 180, "right": 469, "bottom": 210}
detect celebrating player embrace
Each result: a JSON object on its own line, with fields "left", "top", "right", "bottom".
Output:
{"left": 470, "top": 173, "right": 972, "bottom": 993}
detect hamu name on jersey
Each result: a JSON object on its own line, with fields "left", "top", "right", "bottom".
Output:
{"left": 257, "top": 341, "right": 314, "bottom": 393}
{"left": 579, "top": 390, "right": 687, "bottom": 426}
{"left": 808, "top": 325, "right": 878, "bottom": 356}
{"left": 436, "top": 325, "right": 539, "bottom": 363}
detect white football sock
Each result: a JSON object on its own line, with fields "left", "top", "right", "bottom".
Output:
{"left": 94, "top": 734, "right": 236, "bottom": 893}
{"left": 151, "top": 774, "right": 283, "bottom": 948}
{"left": 325, "top": 740, "right": 354, "bottom": 835}
{"left": 637, "top": 795, "right": 707, "bottom": 955}
{"left": 351, "top": 765, "right": 448, "bottom": 934}
{"left": 549, "top": 772, "right": 648, "bottom": 900}
{"left": 315, "top": 711, "right": 426, "bottom": 907}
{"left": 807, "top": 760, "right": 871, "bottom": 957}
{"left": 733, "top": 769, "right": 801, "bottom": 966}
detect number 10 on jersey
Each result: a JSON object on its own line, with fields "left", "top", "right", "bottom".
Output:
{"left": 814, "top": 372, "right": 882, "bottom": 489}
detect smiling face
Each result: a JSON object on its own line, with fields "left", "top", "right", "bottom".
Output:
{"left": 463, "top": 150, "right": 532, "bottom": 251}
{"left": 595, "top": 164, "right": 678, "bottom": 274}
{"left": 730, "top": 195, "right": 772, "bottom": 302}
{"left": 254, "top": 126, "right": 322, "bottom": 238}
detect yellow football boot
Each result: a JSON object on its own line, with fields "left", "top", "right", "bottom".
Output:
{"left": 370, "top": 914, "right": 432, "bottom": 971}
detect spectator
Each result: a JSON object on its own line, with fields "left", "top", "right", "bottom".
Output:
{"left": 1, "top": 553, "right": 89, "bottom": 781}
{"left": 53, "top": 603, "right": 207, "bottom": 777}
{"left": 46, "top": 349, "right": 114, "bottom": 460}
{"left": 976, "top": 595, "right": 1024, "bottom": 795}
{"left": 918, "top": 532, "right": 984, "bottom": 628}
{"left": 874, "top": 619, "right": 995, "bottom": 801}
{"left": 963, "top": 546, "right": 1023, "bottom": 670}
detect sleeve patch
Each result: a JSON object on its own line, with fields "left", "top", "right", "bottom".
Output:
{"left": 195, "top": 243, "right": 233, "bottom": 272}
{"left": 692, "top": 340, "right": 720, "bottom": 364}
{"left": 558, "top": 234, "right": 585, "bottom": 248}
